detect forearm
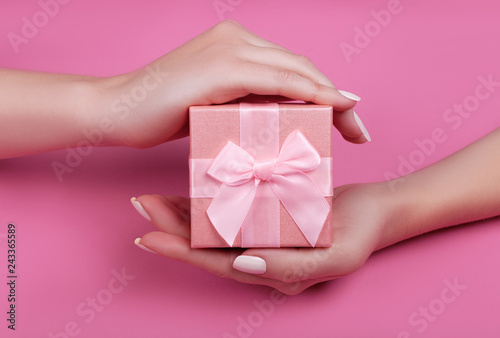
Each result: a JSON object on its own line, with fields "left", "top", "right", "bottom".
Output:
{"left": 380, "top": 127, "right": 500, "bottom": 248}
{"left": 0, "top": 69, "right": 105, "bottom": 159}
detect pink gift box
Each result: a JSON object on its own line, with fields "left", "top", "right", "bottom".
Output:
{"left": 189, "top": 103, "right": 333, "bottom": 248}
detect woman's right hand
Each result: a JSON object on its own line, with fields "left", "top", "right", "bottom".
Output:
{"left": 98, "top": 20, "right": 369, "bottom": 148}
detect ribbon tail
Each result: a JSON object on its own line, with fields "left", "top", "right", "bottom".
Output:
{"left": 271, "top": 173, "right": 330, "bottom": 246}
{"left": 206, "top": 180, "right": 258, "bottom": 247}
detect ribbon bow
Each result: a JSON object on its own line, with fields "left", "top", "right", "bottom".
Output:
{"left": 206, "top": 130, "right": 330, "bottom": 247}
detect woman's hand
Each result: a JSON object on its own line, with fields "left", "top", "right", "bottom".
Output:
{"left": 132, "top": 183, "right": 393, "bottom": 295}
{"left": 0, "top": 20, "right": 367, "bottom": 159}
{"left": 98, "top": 20, "right": 368, "bottom": 149}
{"left": 132, "top": 128, "right": 500, "bottom": 294}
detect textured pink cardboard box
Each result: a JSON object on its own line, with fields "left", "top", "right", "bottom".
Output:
{"left": 189, "top": 103, "right": 333, "bottom": 248}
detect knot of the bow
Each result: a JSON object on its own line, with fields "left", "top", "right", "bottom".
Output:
{"left": 253, "top": 160, "right": 276, "bottom": 181}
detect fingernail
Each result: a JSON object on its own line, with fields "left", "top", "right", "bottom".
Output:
{"left": 233, "top": 255, "right": 267, "bottom": 275}
{"left": 130, "top": 197, "right": 151, "bottom": 221}
{"left": 338, "top": 90, "right": 361, "bottom": 102}
{"left": 353, "top": 111, "right": 372, "bottom": 142}
{"left": 134, "top": 238, "right": 156, "bottom": 254}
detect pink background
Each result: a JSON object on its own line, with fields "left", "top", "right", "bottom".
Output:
{"left": 1, "top": 0, "right": 499, "bottom": 337}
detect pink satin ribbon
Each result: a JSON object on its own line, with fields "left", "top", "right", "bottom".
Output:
{"left": 206, "top": 129, "right": 331, "bottom": 247}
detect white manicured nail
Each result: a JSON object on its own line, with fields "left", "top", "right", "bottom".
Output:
{"left": 233, "top": 255, "right": 267, "bottom": 275}
{"left": 338, "top": 90, "right": 361, "bottom": 102}
{"left": 130, "top": 197, "right": 151, "bottom": 221}
{"left": 353, "top": 111, "right": 372, "bottom": 142}
{"left": 134, "top": 238, "right": 156, "bottom": 254}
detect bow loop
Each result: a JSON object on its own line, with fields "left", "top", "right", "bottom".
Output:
{"left": 207, "top": 142, "right": 254, "bottom": 186}
{"left": 274, "top": 130, "right": 321, "bottom": 174}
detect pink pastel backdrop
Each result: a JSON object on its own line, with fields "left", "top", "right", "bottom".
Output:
{"left": 1, "top": 0, "right": 499, "bottom": 337}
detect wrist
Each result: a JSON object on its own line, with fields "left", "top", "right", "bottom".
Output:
{"left": 83, "top": 74, "right": 132, "bottom": 147}
{"left": 332, "top": 182, "right": 409, "bottom": 253}
{"left": 373, "top": 178, "right": 428, "bottom": 250}
{"left": 375, "top": 171, "right": 452, "bottom": 250}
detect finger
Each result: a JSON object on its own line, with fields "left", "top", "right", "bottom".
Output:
{"left": 241, "top": 46, "right": 336, "bottom": 89}
{"left": 234, "top": 222, "right": 374, "bottom": 282}
{"left": 141, "top": 231, "right": 238, "bottom": 273}
{"left": 275, "top": 277, "right": 337, "bottom": 296}
{"left": 164, "top": 195, "right": 190, "bottom": 207}
{"left": 235, "top": 247, "right": 338, "bottom": 282}
{"left": 164, "top": 195, "right": 190, "bottom": 222}
{"left": 229, "top": 28, "right": 363, "bottom": 107}
{"left": 226, "top": 96, "right": 370, "bottom": 144}
{"left": 135, "top": 195, "right": 190, "bottom": 239}
{"left": 227, "top": 61, "right": 356, "bottom": 111}
{"left": 332, "top": 109, "right": 371, "bottom": 143}
{"left": 167, "top": 124, "right": 190, "bottom": 141}
{"left": 140, "top": 231, "right": 275, "bottom": 285}
{"left": 233, "top": 94, "right": 299, "bottom": 103}
{"left": 139, "top": 231, "right": 320, "bottom": 293}
{"left": 225, "top": 62, "right": 369, "bottom": 142}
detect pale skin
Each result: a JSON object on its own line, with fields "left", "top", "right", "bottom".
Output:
{"left": 0, "top": 20, "right": 364, "bottom": 159}
{"left": 136, "top": 128, "right": 500, "bottom": 295}
{"left": 2, "top": 21, "right": 499, "bottom": 295}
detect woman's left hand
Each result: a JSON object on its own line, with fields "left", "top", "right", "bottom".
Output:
{"left": 132, "top": 182, "right": 393, "bottom": 295}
